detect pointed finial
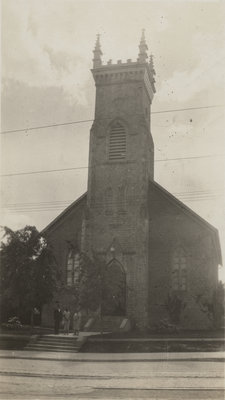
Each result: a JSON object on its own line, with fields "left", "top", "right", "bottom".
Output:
{"left": 93, "top": 34, "right": 103, "bottom": 68}
{"left": 141, "top": 28, "right": 146, "bottom": 41}
{"left": 96, "top": 34, "right": 101, "bottom": 50}
{"left": 149, "top": 54, "right": 156, "bottom": 75}
{"left": 138, "top": 29, "right": 148, "bottom": 63}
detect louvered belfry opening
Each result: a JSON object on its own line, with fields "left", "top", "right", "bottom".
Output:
{"left": 109, "top": 122, "right": 126, "bottom": 160}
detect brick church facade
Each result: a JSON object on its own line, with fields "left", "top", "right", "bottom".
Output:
{"left": 42, "top": 32, "right": 221, "bottom": 330}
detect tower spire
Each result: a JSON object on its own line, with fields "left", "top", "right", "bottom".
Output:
{"left": 138, "top": 29, "right": 148, "bottom": 63}
{"left": 93, "top": 34, "right": 102, "bottom": 68}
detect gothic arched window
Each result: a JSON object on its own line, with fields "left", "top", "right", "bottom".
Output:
{"left": 102, "top": 260, "right": 126, "bottom": 316}
{"left": 171, "top": 247, "right": 187, "bottom": 291}
{"left": 109, "top": 122, "right": 126, "bottom": 161}
{"left": 66, "top": 250, "right": 80, "bottom": 286}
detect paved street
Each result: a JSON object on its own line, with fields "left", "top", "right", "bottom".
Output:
{"left": 0, "top": 351, "right": 224, "bottom": 399}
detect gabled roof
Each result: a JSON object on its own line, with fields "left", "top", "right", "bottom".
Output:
{"left": 41, "top": 182, "right": 222, "bottom": 266}
{"left": 150, "top": 180, "right": 222, "bottom": 265}
{"left": 41, "top": 192, "right": 87, "bottom": 235}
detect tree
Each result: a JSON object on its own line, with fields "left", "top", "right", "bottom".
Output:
{"left": 0, "top": 225, "right": 59, "bottom": 324}
{"left": 192, "top": 282, "right": 225, "bottom": 329}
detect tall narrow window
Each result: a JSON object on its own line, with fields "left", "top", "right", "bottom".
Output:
{"left": 66, "top": 250, "right": 80, "bottom": 286}
{"left": 171, "top": 247, "right": 187, "bottom": 291}
{"left": 67, "top": 250, "right": 73, "bottom": 286}
{"left": 109, "top": 122, "right": 126, "bottom": 160}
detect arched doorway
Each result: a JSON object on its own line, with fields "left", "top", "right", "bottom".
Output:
{"left": 102, "top": 260, "right": 126, "bottom": 316}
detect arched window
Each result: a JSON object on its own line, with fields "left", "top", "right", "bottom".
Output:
{"left": 109, "top": 122, "right": 126, "bottom": 160}
{"left": 171, "top": 247, "right": 187, "bottom": 291}
{"left": 105, "top": 187, "right": 113, "bottom": 215}
{"left": 66, "top": 250, "right": 80, "bottom": 286}
{"left": 102, "top": 260, "right": 126, "bottom": 316}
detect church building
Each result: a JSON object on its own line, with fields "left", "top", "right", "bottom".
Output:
{"left": 42, "top": 32, "right": 222, "bottom": 330}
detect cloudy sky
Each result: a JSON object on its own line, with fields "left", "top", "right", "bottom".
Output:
{"left": 1, "top": 0, "right": 225, "bottom": 278}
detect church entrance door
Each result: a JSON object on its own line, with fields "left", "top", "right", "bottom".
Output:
{"left": 101, "top": 260, "right": 126, "bottom": 316}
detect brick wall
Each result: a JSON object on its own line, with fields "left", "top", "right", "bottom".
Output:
{"left": 148, "top": 182, "right": 219, "bottom": 330}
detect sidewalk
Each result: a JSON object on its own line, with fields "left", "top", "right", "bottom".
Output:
{"left": 0, "top": 331, "right": 224, "bottom": 362}
{"left": 88, "top": 337, "right": 225, "bottom": 342}
{"left": 0, "top": 348, "right": 224, "bottom": 362}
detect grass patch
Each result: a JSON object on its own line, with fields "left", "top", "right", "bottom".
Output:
{"left": 92, "top": 328, "right": 225, "bottom": 339}
{"left": 81, "top": 339, "right": 225, "bottom": 353}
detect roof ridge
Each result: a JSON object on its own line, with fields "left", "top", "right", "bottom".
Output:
{"left": 41, "top": 192, "right": 87, "bottom": 235}
{"left": 150, "top": 180, "right": 218, "bottom": 233}
{"left": 149, "top": 180, "right": 222, "bottom": 265}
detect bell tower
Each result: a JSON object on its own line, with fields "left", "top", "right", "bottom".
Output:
{"left": 86, "top": 31, "right": 156, "bottom": 328}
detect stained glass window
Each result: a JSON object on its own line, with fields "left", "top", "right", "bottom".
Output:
{"left": 66, "top": 250, "right": 80, "bottom": 286}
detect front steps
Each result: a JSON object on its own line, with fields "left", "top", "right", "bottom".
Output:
{"left": 25, "top": 334, "right": 82, "bottom": 353}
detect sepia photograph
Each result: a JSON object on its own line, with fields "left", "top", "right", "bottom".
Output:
{"left": 0, "top": 0, "right": 225, "bottom": 399}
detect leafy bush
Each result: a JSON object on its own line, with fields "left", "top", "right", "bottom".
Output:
{"left": 154, "top": 318, "right": 180, "bottom": 333}
{"left": 1, "top": 316, "right": 23, "bottom": 330}
{"left": 165, "top": 293, "right": 186, "bottom": 325}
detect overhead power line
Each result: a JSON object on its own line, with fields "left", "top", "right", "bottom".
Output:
{"left": 2, "top": 190, "right": 223, "bottom": 213}
{"left": 1, "top": 154, "right": 223, "bottom": 178}
{"left": 1, "top": 166, "right": 88, "bottom": 177}
{"left": 4, "top": 189, "right": 219, "bottom": 208}
{"left": 0, "top": 119, "right": 94, "bottom": 135}
{"left": 3, "top": 195, "right": 222, "bottom": 214}
{"left": 151, "top": 105, "right": 224, "bottom": 115}
{"left": 1, "top": 105, "right": 224, "bottom": 135}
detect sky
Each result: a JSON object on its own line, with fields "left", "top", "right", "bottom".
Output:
{"left": 1, "top": 0, "right": 225, "bottom": 279}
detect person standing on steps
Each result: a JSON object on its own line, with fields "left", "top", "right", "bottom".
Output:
{"left": 53, "top": 302, "right": 62, "bottom": 335}
{"left": 63, "top": 307, "right": 71, "bottom": 335}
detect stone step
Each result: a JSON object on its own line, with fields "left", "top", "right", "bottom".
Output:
{"left": 26, "top": 345, "right": 78, "bottom": 353}
{"left": 39, "top": 335, "right": 76, "bottom": 341}
{"left": 28, "top": 340, "right": 76, "bottom": 346}
{"left": 36, "top": 342, "right": 77, "bottom": 348}
{"left": 26, "top": 342, "right": 80, "bottom": 351}
{"left": 37, "top": 337, "right": 77, "bottom": 344}
{"left": 25, "top": 334, "right": 82, "bottom": 353}
{"left": 29, "top": 342, "right": 78, "bottom": 349}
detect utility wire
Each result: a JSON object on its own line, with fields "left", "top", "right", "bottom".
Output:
{"left": 2, "top": 192, "right": 223, "bottom": 213}
{"left": 1, "top": 166, "right": 88, "bottom": 177}
{"left": 0, "top": 119, "right": 94, "bottom": 135}
{"left": 4, "top": 197, "right": 219, "bottom": 211}
{"left": 151, "top": 105, "right": 224, "bottom": 115}
{"left": 4, "top": 189, "right": 220, "bottom": 205}
{"left": 1, "top": 154, "right": 223, "bottom": 178}
{"left": 3, "top": 190, "right": 221, "bottom": 208}
{"left": 4, "top": 196, "right": 222, "bottom": 213}
{"left": 1, "top": 105, "right": 224, "bottom": 135}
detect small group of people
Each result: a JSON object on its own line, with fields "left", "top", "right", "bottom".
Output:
{"left": 53, "top": 302, "right": 82, "bottom": 336}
